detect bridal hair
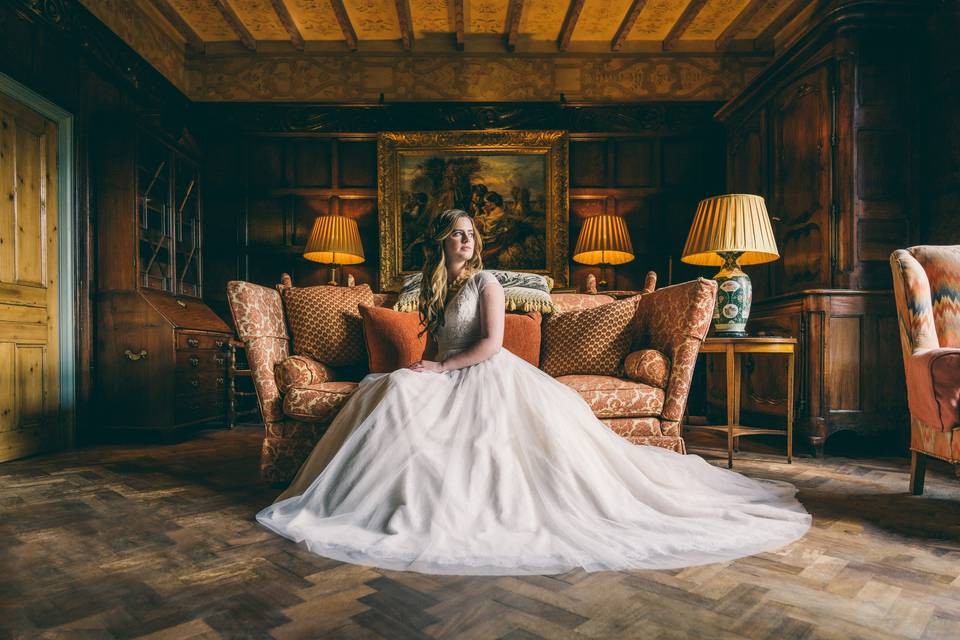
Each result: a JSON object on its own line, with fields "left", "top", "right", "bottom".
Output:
{"left": 418, "top": 208, "right": 484, "bottom": 338}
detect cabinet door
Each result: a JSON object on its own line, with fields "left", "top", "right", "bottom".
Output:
{"left": 174, "top": 155, "right": 201, "bottom": 298}
{"left": 137, "top": 133, "right": 174, "bottom": 292}
{"left": 771, "top": 64, "right": 833, "bottom": 293}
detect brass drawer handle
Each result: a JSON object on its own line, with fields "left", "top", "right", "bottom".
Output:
{"left": 125, "top": 349, "right": 148, "bottom": 361}
{"left": 216, "top": 376, "right": 224, "bottom": 386}
{"left": 215, "top": 356, "right": 225, "bottom": 366}
{"left": 189, "top": 356, "right": 200, "bottom": 367}
{"left": 176, "top": 299, "right": 187, "bottom": 308}
{"left": 215, "top": 339, "right": 225, "bottom": 349}
{"left": 190, "top": 378, "right": 200, "bottom": 388}
{"left": 187, "top": 338, "right": 199, "bottom": 348}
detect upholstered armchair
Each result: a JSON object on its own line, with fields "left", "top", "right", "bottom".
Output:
{"left": 890, "top": 245, "right": 960, "bottom": 494}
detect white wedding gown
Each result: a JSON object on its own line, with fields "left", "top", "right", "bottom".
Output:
{"left": 257, "top": 271, "right": 811, "bottom": 575}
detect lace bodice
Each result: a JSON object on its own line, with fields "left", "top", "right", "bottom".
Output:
{"left": 436, "top": 271, "right": 498, "bottom": 360}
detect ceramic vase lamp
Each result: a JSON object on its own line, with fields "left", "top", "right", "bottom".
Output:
{"left": 680, "top": 194, "right": 779, "bottom": 337}
{"left": 303, "top": 215, "right": 365, "bottom": 285}
{"left": 572, "top": 214, "right": 635, "bottom": 290}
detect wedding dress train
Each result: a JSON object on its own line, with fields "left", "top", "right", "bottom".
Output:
{"left": 257, "top": 271, "right": 811, "bottom": 575}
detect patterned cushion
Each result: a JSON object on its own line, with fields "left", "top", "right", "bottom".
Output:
{"left": 555, "top": 374, "right": 664, "bottom": 418}
{"left": 540, "top": 296, "right": 640, "bottom": 377}
{"left": 281, "top": 284, "right": 374, "bottom": 367}
{"left": 283, "top": 382, "right": 358, "bottom": 422}
{"left": 394, "top": 270, "right": 555, "bottom": 314}
{"left": 274, "top": 355, "right": 335, "bottom": 395}
{"left": 623, "top": 349, "right": 670, "bottom": 389}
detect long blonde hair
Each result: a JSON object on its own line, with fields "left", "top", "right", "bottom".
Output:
{"left": 418, "top": 209, "right": 484, "bottom": 338}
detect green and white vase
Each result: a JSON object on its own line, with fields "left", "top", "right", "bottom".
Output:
{"left": 713, "top": 252, "right": 751, "bottom": 337}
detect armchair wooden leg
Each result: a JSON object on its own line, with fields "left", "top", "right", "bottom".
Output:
{"left": 910, "top": 451, "right": 927, "bottom": 496}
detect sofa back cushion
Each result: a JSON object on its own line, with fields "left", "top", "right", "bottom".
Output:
{"left": 281, "top": 283, "right": 374, "bottom": 367}
{"left": 361, "top": 305, "right": 543, "bottom": 372}
{"left": 540, "top": 296, "right": 640, "bottom": 377}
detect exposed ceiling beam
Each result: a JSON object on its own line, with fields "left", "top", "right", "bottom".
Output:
{"left": 506, "top": 0, "right": 524, "bottom": 52}
{"left": 394, "top": 0, "right": 414, "bottom": 51}
{"left": 558, "top": 0, "right": 586, "bottom": 52}
{"left": 329, "top": 0, "right": 359, "bottom": 51}
{"left": 453, "top": 0, "right": 465, "bottom": 51}
{"left": 663, "top": 0, "right": 708, "bottom": 51}
{"left": 147, "top": 0, "right": 204, "bottom": 55}
{"left": 212, "top": 0, "right": 257, "bottom": 51}
{"left": 269, "top": 0, "right": 305, "bottom": 50}
{"left": 715, "top": 0, "right": 766, "bottom": 51}
{"left": 755, "top": 0, "right": 810, "bottom": 52}
{"left": 611, "top": 0, "right": 648, "bottom": 51}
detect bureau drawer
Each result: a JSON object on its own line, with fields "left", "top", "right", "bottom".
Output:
{"left": 176, "top": 350, "right": 228, "bottom": 372}
{"left": 177, "top": 332, "right": 229, "bottom": 351}
{"left": 176, "top": 371, "right": 226, "bottom": 396}
{"left": 175, "top": 396, "right": 226, "bottom": 425}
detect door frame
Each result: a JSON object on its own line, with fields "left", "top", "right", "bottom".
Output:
{"left": 0, "top": 72, "right": 77, "bottom": 447}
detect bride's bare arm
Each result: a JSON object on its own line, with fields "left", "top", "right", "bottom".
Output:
{"left": 439, "top": 278, "right": 505, "bottom": 371}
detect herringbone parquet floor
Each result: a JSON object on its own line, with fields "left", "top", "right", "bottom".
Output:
{"left": 1, "top": 426, "right": 959, "bottom": 640}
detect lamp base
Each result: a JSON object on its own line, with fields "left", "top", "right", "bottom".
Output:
{"left": 712, "top": 252, "right": 752, "bottom": 337}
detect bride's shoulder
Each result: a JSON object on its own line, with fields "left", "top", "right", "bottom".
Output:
{"left": 475, "top": 270, "right": 501, "bottom": 292}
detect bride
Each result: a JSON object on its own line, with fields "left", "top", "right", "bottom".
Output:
{"left": 256, "top": 209, "right": 811, "bottom": 576}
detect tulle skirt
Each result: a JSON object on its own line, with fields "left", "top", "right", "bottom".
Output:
{"left": 257, "top": 349, "right": 811, "bottom": 575}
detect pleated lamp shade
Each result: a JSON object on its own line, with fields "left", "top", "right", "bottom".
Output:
{"left": 572, "top": 215, "right": 635, "bottom": 266}
{"left": 303, "top": 215, "right": 365, "bottom": 265}
{"left": 681, "top": 194, "right": 779, "bottom": 266}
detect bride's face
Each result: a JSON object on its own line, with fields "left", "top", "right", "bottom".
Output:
{"left": 444, "top": 216, "right": 476, "bottom": 262}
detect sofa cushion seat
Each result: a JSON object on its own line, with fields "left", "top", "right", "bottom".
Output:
{"left": 283, "top": 382, "right": 358, "bottom": 422}
{"left": 556, "top": 375, "right": 664, "bottom": 418}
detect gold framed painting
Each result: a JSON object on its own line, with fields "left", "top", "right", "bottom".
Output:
{"left": 377, "top": 130, "right": 569, "bottom": 292}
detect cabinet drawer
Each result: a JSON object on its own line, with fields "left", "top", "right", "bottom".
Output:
{"left": 176, "top": 350, "right": 227, "bottom": 372}
{"left": 177, "top": 332, "right": 229, "bottom": 351}
{"left": 175, "top": 396, "right": 226, "bottom": 425}
{"left": 175, "top": 371, "right": 226, "bottom": 396}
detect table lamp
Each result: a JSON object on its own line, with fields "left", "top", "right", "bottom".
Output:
{"left": 681, "top": 194, "right": 779, "bottom": 336}
{"left": 303, "top": 215, "right": 365, "bottom": 285}
{"left": 572, "top": 214, "right": 635, "bottom": 290}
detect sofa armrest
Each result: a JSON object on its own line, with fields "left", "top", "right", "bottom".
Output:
{"left": 633, "top": 278, "right": 717, "bottom": 422}
{"left": 227, "top": 280, "right": 290, "bottom": 423}
{"left": 908, "top": 348, "right": 960, "bottom": 431}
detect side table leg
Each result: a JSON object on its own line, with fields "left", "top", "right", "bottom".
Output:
{"left": 787, "top": 350, "right": 795, "bottom": 463}
{"left": 726, "top": 344, "right": 735, "bottom": 469}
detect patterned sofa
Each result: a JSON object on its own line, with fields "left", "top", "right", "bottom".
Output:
{"left": 227, "top": 276, "right": 717, "bottom": 482}
{"left": 890, "top": 245, "right": 960, "bottom": 494}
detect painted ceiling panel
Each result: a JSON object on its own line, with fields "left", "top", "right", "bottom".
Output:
{"left": 682, "top": 0, "right": 753, "bottom": 40}
{"left": 518, "top": 0, "right": 568, "bottom": 40}
{"left": 342, "top": 0, "right": 403, "bottom": 39}
{"left": 410, "top": 0, "right": 452, "bottom": 37}
{"left": 626, "top": 0, "right": 692, "bottom": 41}
{"left": 468, "top": 0, "right": 509, "bottom": 34}
{"left": 286, "top": 0, "right": 345, "bottom": 39}
{"left": 231, "top": 0, "right": 288, "bottom": 39}
{"left": 168, "top": 0, "right": 236, "bottom": 40}
{"left": 737, "top": 0, "right": 793, "bottom": 38}
{"left": 571, "top": 0, "right": 634, "bottom": 41}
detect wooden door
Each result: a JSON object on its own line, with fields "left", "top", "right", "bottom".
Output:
{"left": 0, "top": 92, "right": 60, "bottom": 461}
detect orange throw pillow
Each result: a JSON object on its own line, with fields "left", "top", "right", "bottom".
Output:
{"left": 540, "top": 296, "right": 640, "bottom": 377}
{"left": 360, "top": 305, "right": 542, "bottom": 373}
{"left": 360, "top": 305, "right": 427, "bottom": 373}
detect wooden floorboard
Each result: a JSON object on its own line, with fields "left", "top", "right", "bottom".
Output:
{"left": 1, "top": 426, "right": 959, "bottom": 639}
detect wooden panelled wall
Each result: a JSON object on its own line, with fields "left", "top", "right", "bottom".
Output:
{"left": 199, "top": 104, "right": 724, "bottom": 318}
{"left": 1, "top": 0, "right": 192, "bottom": 443}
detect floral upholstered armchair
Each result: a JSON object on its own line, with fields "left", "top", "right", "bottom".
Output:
{"left": 890, "top": 245, "right": 960, "bottom": 494}
{"left": 228, "top": 275, "right": 716, "bottom": 483}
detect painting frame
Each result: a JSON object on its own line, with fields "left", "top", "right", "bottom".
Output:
{"left": 377, "top": 130, "right": 569, "bottom": 292}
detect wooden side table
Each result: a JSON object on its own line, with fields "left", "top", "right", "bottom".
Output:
{"left": 686, "top": 336, "right": 796, "bottom": 468}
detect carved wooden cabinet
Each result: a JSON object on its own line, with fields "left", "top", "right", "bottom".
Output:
{"left": 94, "top": 116, "right": 231, "bottom": 435}
{"left": 714, "top": 3, "right": 925, "bottom": 453}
